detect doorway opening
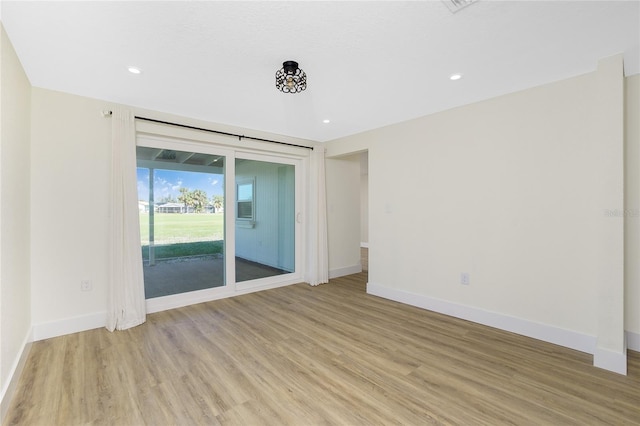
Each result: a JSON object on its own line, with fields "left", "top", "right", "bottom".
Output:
{"left": 360, "top": 151, "right": 369, "bottom": 273}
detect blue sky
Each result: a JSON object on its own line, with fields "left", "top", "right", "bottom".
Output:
{"left": 137, "top": 168, "right": 224, "bottom": 202}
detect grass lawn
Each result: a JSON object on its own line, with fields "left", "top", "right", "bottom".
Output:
{"left": 139, "top": 213, "right": 224, "bottom": 260}
{"left": 139, "top": 212, "right": 224, "bottom": 243}
{"left": 141, "top": 241, "right": 223, "bottom": 260}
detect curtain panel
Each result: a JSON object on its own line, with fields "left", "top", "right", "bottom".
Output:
{"left": 107, "top": 109, "right": 146, "bottom": 331}
{"left": 307, "top": 146, "right": 329, "bottom": 285}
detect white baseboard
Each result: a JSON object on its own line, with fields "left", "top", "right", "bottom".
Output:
{"left": 626, "top": 330, "right": 640, "bottom": 352}
{"left": 366, "top": 282, "right": 597, "bottom": 356}
{"left": 330, "top": 264, "right": 362, "bottom": 279}
{"left": 1, "top": 331, "right": 33, "bottom": 423}
{"left": 594, "top": 346, "right": 627, "bottom": 375}
{"left": 360, "top": 242, "right": 369, "bottom": 248}
{"left": 32, "top": 311, "right": 107, "bottom": 341}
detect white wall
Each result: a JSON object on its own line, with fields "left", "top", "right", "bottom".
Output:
{"left": 0, "top": 24, "right": 31, "bottom": 419}
{"left": 326, "top": 155, "right": 361, "bottom": 278}
{"left": 592, "top": 55, "right": 625, "bottom": 372}
{"left": 325, "top": 57, "right": 633, "bottom": 372}
{"left": 30, "top": 88, "right": 111, "bottom": 333}
{"left": 625, "top": 74, "right": 640, "bottom": 339}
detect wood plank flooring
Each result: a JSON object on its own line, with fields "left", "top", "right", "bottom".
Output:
{"left": 5, "top": 272, "right": 640, "bottom": 425}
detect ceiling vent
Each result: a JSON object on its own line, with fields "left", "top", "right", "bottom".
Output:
{"left": 442, "top": 0, "right": 478, "bottom": 13}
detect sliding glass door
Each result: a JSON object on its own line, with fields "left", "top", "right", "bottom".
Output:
{"left": 136, "top": 147, "right": 226, "bottom": 298}
{"left": 235, "top": 158, "right": 295, "bottom": 282}
{"left": 136, "top": 140, "right": 302, "bottom": 301}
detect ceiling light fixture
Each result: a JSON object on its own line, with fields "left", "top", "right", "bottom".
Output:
{"left": 127, "top": 66, "right": 142, "bottom": 74}
{"left": 323, "top": 119, "right": 331, "bottom": 124}
{"left": 449, "top": 73, "right": 462, "bottom": 81}
{"left": 276, "top": 61, "right": 307, "bottom": 93}
{"left": 442, "top": 0, "right": 478, "bottom": 14}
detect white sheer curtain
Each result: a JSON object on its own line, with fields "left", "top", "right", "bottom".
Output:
{"left": 307, "top": 146, "right": 329, "bottom": 285}
{"left": 107, "top": 108, "right": 146, "bottom": 331}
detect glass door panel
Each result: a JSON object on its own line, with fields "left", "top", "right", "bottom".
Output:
{"left": 136, "top": 147, "right": 225, "bottom": 298}
{"left": 235, "top": 158, "right": 295, "bottom": 282}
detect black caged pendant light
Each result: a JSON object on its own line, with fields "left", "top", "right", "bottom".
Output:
{"left": 275, "top": 61, "right": 307, "bottom": 93}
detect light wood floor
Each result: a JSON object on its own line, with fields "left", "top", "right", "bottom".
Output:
{"left": 5, "top": 272, "right": 640, "bottom": 425}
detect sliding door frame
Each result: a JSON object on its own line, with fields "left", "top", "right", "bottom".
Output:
{"left": 233, "top": 150, "right": 304, "bottom": 293}
{"left": 136, "top": 132, "right": 308, "bottom": 314}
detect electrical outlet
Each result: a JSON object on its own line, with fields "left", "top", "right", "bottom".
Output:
{"left": 80, "top": 280, "right": 92, "bottom": 291}
{"left": 460, "top": 273, "right": 470, "bottom": 285}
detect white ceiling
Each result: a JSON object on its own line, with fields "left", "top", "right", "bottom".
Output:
{"left": 2, "top": 1, "right": 639, "bottom": 142}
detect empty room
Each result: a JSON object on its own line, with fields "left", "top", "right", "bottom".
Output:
{"left": 1, "top": 1, "right": 639, "bottom": 424}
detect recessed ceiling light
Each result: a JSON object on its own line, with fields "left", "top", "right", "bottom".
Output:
{"left": 127, "top": 66, "right": 142, "bottom": 74}
{"left": 449, "top": 73, "right": 462, "bottom": 81}
{"left": 323, "top": 119, "right": 331, "bottom": 124}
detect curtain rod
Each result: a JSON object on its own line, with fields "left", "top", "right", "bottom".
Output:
{"left": 104, "top": 111, "right": 313, "bottom": 150}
